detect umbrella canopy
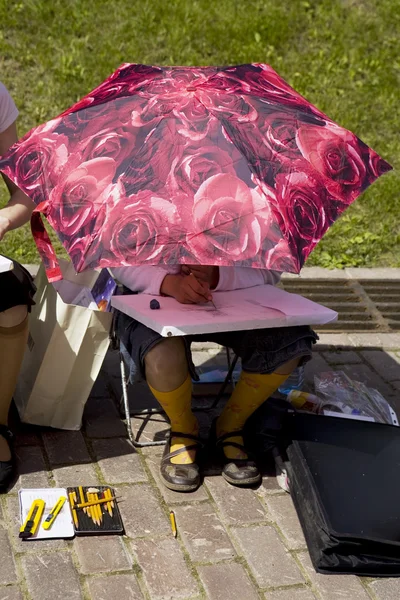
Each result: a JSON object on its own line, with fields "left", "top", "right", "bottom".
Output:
{"left": 0, "top": 63, "right": 392, "bottom": 281}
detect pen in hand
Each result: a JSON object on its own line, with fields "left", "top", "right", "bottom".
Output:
{"left": 183, "top": 267, "right": 217, "bottom": 309}
{"left": 182, "top": 265, "right": 217, "bottom": 310}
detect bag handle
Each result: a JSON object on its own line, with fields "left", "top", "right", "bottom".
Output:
{"left": 30, "top": 206, "right": 63, "bottom": 282}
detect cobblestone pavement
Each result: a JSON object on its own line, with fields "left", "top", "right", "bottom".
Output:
{"left": 2, "top": 272, "right": 400, "bottom": 599}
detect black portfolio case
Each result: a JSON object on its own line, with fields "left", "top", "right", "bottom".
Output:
{"left": 284, "top": 413, "right": 400, "bottom": 576}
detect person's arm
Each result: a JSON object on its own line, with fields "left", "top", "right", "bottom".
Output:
{"left": 112, "top": 265, "right": 212, "bottom": 304}
{"left": 214, "top": 266, "right": 281, "bottom": 291}
{"left": 111, "top": 265, "right": 181, "bottom": 295}
{"left": 0, "top": 121, "right": 35, "bottom": 241}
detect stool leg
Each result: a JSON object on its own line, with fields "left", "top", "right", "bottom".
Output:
{"left": 120, "top": 354, "right": 166, "bottom": 448}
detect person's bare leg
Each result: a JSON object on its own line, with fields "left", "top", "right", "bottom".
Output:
{"left": 145, "top": 338, "right": 198, "bottom": 464}
{"left": 0, "top": 305, "right": 28, "bottom": 460}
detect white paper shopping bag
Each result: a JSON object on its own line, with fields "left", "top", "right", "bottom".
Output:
{"left": 14, "top": 260, "right": 112, "bottom": 430}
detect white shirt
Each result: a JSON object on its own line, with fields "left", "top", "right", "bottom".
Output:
{"left": 0, "top": 82, "right": 19, "bottom": 134}
{"left": 112, "top": 265, "right": 281, "bottom": 295}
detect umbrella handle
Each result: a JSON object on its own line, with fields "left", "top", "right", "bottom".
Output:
{"left": 31, "top": 209, "right": 63, "bottom": 282}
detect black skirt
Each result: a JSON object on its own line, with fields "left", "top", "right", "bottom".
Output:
{"left": 0, "top": 258, "right": 36, "bottom": 313}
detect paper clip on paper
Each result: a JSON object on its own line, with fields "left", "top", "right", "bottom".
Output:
{"left": 42, "top": 496, "right": 67, "bottom": 530}
{"left": 19, "top": 499, "right": 46, "bottom": 539}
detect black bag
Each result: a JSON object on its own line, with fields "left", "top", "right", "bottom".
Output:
{"left": 284, "top": 412, "right": 400, "bottom": 576}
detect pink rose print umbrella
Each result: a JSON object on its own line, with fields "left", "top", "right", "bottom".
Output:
{"left": 0, "top": 63, "right": 392, "bottom": 281}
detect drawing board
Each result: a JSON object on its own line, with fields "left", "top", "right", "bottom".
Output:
{"left": 111, "top": 284, "right": 338, "bottom": 336}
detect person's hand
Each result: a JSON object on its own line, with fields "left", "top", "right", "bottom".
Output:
{"left": 181, "top": 265, "right": 219, "bottom": 289}
{"left": 161, "top": 274, "right": 213, "bottom": 304}
{"left": 0, "top": 215, "right": 10, "bottom": 242}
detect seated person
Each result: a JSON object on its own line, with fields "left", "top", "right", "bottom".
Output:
{"left": 113, "top": 263, "right": 318, "bottom": 492}
{"left": 0, "top": 82, "right": 36, "bottom": 491}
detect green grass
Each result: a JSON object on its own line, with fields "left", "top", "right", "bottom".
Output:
{"left": 0, "top": 0, "right": 399, "bottom": 267}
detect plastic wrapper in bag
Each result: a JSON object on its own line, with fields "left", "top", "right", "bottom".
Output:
{"left": 314, "top": 371, "right": 397, "bottom": 425}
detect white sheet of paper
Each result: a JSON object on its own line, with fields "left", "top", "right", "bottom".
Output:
{"left": 111, "top": 284, "right": 338, "bottom": 336}
{"left": 19, "top": 488, "right": 74, "bottom": 540}
{"left": 0, "top": 255, "right": 13, "bottom": 273}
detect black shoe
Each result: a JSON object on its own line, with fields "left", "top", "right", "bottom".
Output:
{"left": 210, "top": 420, "right": 261, "bottom": 487}
{"left": 160, "top": 431, "right": 203, "bottom": 492}
{"left": 0, "top": 425, "right": 16, "bottom": 492}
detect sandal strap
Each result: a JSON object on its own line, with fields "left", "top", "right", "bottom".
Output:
{"left": 218, "top": 440, "right": 248, "bottom": 452}
{"left": 170, "top": 431, "right": 203, "bottom": 444}
{"left": 163, "top": 443, "right": 200, "bottom": 462}
{"left": 216, "top": 429, "right": 244, "bottom": 443}
{"left": 215, "top": 428, "right": 256, "bottom": 461}
{"left": 162, "top": 430, "right": 203, "bottom": 462}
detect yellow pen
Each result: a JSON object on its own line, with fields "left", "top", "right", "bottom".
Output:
{"left": 19, "top": 499, "right": 46, "bottom": 538}
{"left": 169, "top": 510, "right": 177, "bottom": 538}
{"left": 42, "top": 496, "right": 67, "bottom": 530}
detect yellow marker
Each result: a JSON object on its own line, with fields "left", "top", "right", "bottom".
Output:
{"left": 68, "top": 492, "right": 79, "bottom": 528}
{"left": 19, "top": 499, "right": 46, "bottom": 538}
{"left": 169, "top": 510, "right": 177, "bottom": 538}
{"left": 42, "top": 496, "right": 67, "bottom": 530}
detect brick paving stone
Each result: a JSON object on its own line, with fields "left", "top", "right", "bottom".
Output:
{"left": 14, "top": 429, "right": 41, "bottom": 446}
{"left": 52, "top": 462, "right": 100, "bottom": 487}
{"left": 91, "top": 438, "right": 147, "bottom": 484}
{"left": 369, "top": 578, "right": 400, "bottom": 600}
{"left": 174, "top": 503, "right": 236, "bottom": 563}
{"left": 197, "top": 563, "right": 259, "bottom": 600}
{"left": 42, "top": 430, "right": 91, "bottom": 465}
{"left": 260, "top": 475, "right": 284, "bottom": 495}
{"left": 130, "top": 413, "right": 169, "bottom": 445}
{"left": 5, "top": 495, "right": 66, "bottom": 552}
{"left": 144, "top": 447, "right": 209, "bottom": 503}
{"left": 74, "top": 535, "right": 132, "bottom": 574}
{"left": 339, "top": 363, "right": 393, "bottom": 397}
{"left": 14, "top": 445, "right": 50, "bottom": 490}
{"left": 132, "top": 537, "right": 199, "bottom": 599}
{"left": 116, "top": 484, "right": 170, "bottom": 538}
{"left": 205, "top": 476, "right": 267, "bottom": 525}
{"left": 322, "top": 350, "right": 363, "bottom": 365}
{"left": 264, "top": 588, "right": 317, "bottom": 600}
{"left": 232, "top": 525, "right": 304, "bottom": 588}
{"left": 192, "top": 350, "right": 228, "bottom": 367}
{"left": 0, "top": 587, "right": 24, "bottom": 600}
{"left": 0, "top": 527, "right": 17, "bottom": 584}
{"left": 361, "top": 350, "right": 400, "bottom": 382}
{"left": 314, "top": 333, "right": 354, "bottom": 348}
{"left": 192, "top": 341, "right": 222, "bottom": 350}
{"left": 297, "top": 551, "right": 370, "bottom": 600}
{"left": 86, "top": 574, "right": 144, "bottom": 600}
{"left": 265, "top": 495, "right": 307, "bottom": 550}
{"left": 348, "top": 333, "right": 400, "bottom": 349}
{"left": 83, "top": 396, "right": 127, "bottom": 438}
{"left": 21, "top": 552, "right": 83, "bottom": 600}
{"left": 264, "top": 586, "right": 318, "bottom": 600}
